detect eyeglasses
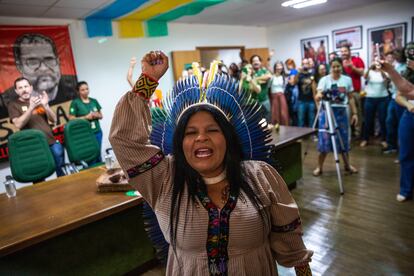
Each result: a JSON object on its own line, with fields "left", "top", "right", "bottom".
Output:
{"left": 23, "top": 57, "right": 58, "bottom": 70}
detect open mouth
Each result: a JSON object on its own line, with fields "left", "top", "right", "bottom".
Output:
{"left": 195, "top": 148, "right": 213, "bottom": 158}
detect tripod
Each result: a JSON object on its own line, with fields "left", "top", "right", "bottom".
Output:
{"left": 313, "top": 100, "right": 351, "bottom": 195}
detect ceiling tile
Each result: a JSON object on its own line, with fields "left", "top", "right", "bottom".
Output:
{"left": 1, "top": 0, "right": 56, "bottom": 6}
{"left": 43, "top": 7, "right": 92, "bottom": 19}
{"left": 174, "top": 0, "right": 386, "bottom": 26}
{"left": 0, "top": 4, "right": 47, "bottom": 17}
{"left": 55, "top": 0, "right": 113, "bottom": 9}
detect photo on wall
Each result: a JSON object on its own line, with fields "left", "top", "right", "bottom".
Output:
{"left": 300, "top": 35, "right": 329, "bottom": 65}
{"left": 332, "top": 25, "right": 362, "bottom": 51}
{"left": 367, "top": 22, "right": 407, "bottom": 65}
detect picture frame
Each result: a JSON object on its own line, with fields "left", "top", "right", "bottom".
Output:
{"left": 367, "top": 22, "right": 407, "bottom": 65}
{"left": 332, "top": 25, "right": 362, "bottom": 51}
{"left": 300, "top": 35, "right": 329, "bottom": 65}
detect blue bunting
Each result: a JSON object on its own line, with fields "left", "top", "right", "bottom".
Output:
{"left": 85, "top": 0, "right": 149, "bottom": 37}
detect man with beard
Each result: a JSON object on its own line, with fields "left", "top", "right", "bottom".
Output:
{"left": 0, "top": 33, "right": 77, "bottom": 119}
{"left": 8, "top": 77, "right": 65, "bottom": 177}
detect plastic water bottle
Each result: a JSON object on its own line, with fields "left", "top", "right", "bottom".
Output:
{"left": 104, "top": 154, "right": 113, "bottom": 169}
{"left": 4, "top": 176, "right": 16, "bottom": 198}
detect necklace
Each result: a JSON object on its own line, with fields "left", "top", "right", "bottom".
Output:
{"left": 203, "top": 170, "right": 226, "bottom": 185}
{"left": 221, "top": 185, "right": 230, "bottom": 204}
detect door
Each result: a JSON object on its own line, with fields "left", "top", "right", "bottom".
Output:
{"left": 171, "top": 50, "right": 201, "bottom": 82}
{"left": 243, "top": 48, "right": 270, "bottom": 68}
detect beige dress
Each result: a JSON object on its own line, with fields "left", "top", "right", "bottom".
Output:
{"left": 110, "top": 87, "right": 313, "bottom": 275}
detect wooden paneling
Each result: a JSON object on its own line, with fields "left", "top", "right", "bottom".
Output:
{"left": 171, "top": 50, "right": 201, "bottom": 82}
{"left": 243, "top": 47, "right": 270, "bottom": 67}
{"left": 0, "top": 166, "right": 143, "bottom": 256}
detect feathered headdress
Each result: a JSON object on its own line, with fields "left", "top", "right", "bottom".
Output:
{"left": 150, "top": 62, "right": 272, "bottom": 161}
{"left": 147, "top": 63, "right": 272, "bottom": 264}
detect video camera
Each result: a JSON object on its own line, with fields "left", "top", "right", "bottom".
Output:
{"left": 322, "top": 84, "right": 346, "bottom": 104}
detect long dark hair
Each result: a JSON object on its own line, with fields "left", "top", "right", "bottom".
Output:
{"left": 329, "top": 57, "right": 343, "bottom": 76}
{"left": 314, "top": 63, "right": 327, "bottom": 83}
{"left": 273, "top": 61, "right": 286, "bottom": 86}
{"left": 169, "top": 104, "right": 268, "bottom": 253}
{"left": 76, "top": 81, "right": 88, "bottom": 91}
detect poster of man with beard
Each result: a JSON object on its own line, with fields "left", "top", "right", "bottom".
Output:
{"left": 0, "top": 26, "right": 77, "bottom": 161}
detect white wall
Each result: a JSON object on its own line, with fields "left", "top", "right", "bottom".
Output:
{"left": 267, "top": 0, "right": 414, "bottom": 67}
{"left": 0, "top": 16, "right": 267, "bottom": 192}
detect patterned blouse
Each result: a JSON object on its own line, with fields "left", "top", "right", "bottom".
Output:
{"left": 109, "top": 74, "right": 313, "bottom": 276}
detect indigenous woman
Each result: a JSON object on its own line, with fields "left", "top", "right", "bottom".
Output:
{"left": 110, "top": 50, "right": 313, "bottom": 275}
{"left": 313, "top": 57, "right": 358, "bottom": 176}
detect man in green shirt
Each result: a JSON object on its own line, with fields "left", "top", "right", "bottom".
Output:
{"left": 250, "top": 55, "right": 272, "bottom": 122}
{"left": 69, "top": 81, "right": 103, "bottom": 162}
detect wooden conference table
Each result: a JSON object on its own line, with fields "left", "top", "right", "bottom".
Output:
{"left": 270, "top": 126, "right": 316, "bottom": 188}
{"left": 0, "top": 167, "right": 155, "bottom": 275}
{"left": 0, "top": 126, "right": 314, "bottom": 275}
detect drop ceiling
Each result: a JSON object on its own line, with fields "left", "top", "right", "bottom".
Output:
{"left": 0, "top": 0, "right": 394, "bottom": 26}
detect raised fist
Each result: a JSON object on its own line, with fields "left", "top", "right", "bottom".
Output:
{"left": 141, "top": 50, "right": 169, "bottom": 81}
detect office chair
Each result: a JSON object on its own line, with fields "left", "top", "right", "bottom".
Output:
{"left": 8, "top": 129, "right": 56, "bottom": 183}
{"left": 64, "top": 119, "right": 101, "bottom": 169}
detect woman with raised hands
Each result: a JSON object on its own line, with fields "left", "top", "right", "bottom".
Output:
{"left": 110, "top": 50, "right": 313, "bottom": 276}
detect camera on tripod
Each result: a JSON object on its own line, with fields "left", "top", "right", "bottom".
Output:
{"left": 321, "top": 84, "right": 346, "bottom": 104}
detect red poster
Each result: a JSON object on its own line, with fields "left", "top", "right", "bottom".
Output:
{"left": 0, "top": 25, "right": 78, "bottom": 162}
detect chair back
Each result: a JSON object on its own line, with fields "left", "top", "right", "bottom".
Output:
{"left": 64, "top": 119, "right": 100, "bottom": 164}
{"left": 8, "top": 129, "right": 56, "bottom": 183}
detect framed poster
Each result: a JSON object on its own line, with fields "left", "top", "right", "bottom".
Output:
{"left": 300, "top": 35, "right": 329, "bottom": 65}
{"left": 367, "top": 22, "right": 407, "bottom": 65}
{"left": 332, "top": 25, "right": 362, "bottom": 51}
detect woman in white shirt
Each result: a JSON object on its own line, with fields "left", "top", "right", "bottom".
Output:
{"left": 270, "top": 61, "right": 289, "bottom": 125}
{"left": 360, "top": 64, "right": 390, "bottom": 148}
{"left": 313, "top": 58, "right": 358, "bottom": 176}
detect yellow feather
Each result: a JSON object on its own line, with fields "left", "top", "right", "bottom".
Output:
{"left": 206, "top": 60, "right": 220, "bottom": 89}
{"left": 192, "top": 62, "right": 203, "bottom": 89}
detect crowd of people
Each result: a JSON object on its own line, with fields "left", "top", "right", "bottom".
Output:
{"left": 178, "top": 43, "right": 414, "bottom": 202}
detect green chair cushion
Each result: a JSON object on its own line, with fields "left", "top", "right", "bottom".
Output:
{"left": 64, "top": 119, "right": 100, "bottom": 164}
{"left": 8, "top": 129, "right": 56, "bottom": 183}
